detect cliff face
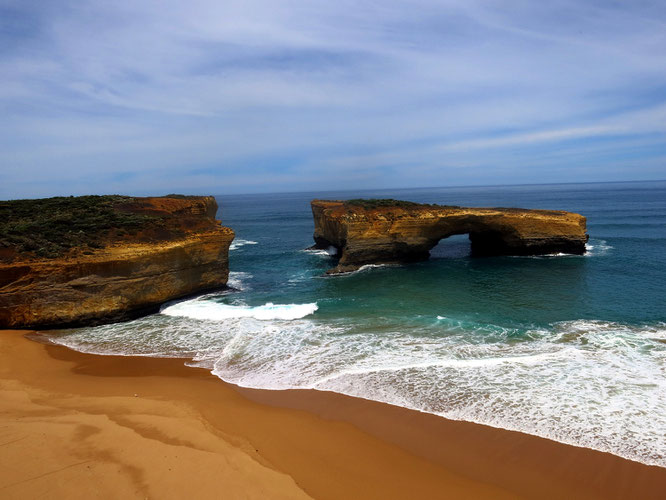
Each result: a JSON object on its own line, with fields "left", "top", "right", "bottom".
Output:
{"left": 0, "top": 195, "right": 234, "bottom": 328}
{"left": 311, "top": 200, "right": 588, "bottom": 274}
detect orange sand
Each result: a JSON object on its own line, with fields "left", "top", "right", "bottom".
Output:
{"left": 1, "top": 330, "right": 664, "bottom": 499}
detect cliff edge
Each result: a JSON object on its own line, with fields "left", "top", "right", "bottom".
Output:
{"left": 311, "top": 199, "right": 588, "bottom": 274}
{"left": 0, "top": 195, "right": 234, "bottom": 328}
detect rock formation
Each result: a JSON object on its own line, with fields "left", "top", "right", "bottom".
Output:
{"left": 0, "top": 195, "right": 234, "bottom": 328}
{"left": 311, "top": 199, "right": 588, "bottom": 274}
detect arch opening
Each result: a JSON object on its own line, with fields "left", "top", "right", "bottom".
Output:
{"left": 429, "top": 233, "right": 472, "bottom": 259}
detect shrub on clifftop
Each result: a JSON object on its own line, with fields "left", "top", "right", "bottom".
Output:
{"left": 0, "top": 195, "right": 161, "bottom": 259}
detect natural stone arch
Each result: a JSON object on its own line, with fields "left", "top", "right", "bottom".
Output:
{"left": 310, "top": 200, "right": 588, "bottom": 274}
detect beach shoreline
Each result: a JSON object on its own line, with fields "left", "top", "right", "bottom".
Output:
{"left": 1, "top": 329, "right": 665, "bottom": 499}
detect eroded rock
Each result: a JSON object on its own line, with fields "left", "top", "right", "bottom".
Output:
{"left": 0, "top": 195, "right": 234, "bottom": 328}
{"left": 311, "top": 199, "right": 588, "bottom": 274}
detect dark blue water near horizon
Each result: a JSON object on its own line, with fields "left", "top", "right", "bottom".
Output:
{"left": 47, "top": 180, "right": 666, "bottom": 466}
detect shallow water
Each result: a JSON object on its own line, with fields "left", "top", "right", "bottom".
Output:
{"left": 44, "top": 181, "right": 666, "bottom": 466}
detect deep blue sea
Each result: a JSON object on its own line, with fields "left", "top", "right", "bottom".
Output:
{"left": 45, "top": 181, "right": 666, "bottom": 466}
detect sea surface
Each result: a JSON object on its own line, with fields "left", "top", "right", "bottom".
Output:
{"left": 43, "top": 181, "right": 666, "bottom": 466}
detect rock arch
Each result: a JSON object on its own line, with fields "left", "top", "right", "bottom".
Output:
{"left": 310, "top": 200, "right": 588, "bottom": 274}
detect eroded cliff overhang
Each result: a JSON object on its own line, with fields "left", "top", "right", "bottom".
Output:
{"left": 0, "top": 195, "right": 235, "bottom": 328}
{"left": 311, "top": 199, "right": 588, "bottom": 274}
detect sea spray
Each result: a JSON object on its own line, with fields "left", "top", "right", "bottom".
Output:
{"left": 161, "top": 299, "right": 318, "bottom": 321}
{"left": 229, "top": 239, "right": 258, "bottom": 250}
{"left": 227, "top": 271, "right": 253, "bottom": 291}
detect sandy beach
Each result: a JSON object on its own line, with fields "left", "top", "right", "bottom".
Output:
{"left": 1, "top": 329, "right": 664, "bottom": 500}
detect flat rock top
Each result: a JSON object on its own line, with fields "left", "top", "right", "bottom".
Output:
{"left": 312, "top": 199, "right": 581, "bottom": 221}
{"left": 0, "top": 194, "right": 228, "bottom": 264}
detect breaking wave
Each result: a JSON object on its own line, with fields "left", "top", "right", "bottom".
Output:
{"left": 227, "top": 271, "right": 252, "bottom": 291}
{"left": 230, "top": 239, "right": 258, "bottom": 250}
{"left": 43, "top": 312, "right": 666, "bottom": 467}
{"left": 585, "top": 239, "right": 613, "bottom": 256}
{"left": 160, "top": 299, "right": 318, "bottom": 321}
{"left": 303, "top": 246, "right": 338, "bottom": 257}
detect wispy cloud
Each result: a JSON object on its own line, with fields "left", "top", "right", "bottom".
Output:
{"left": 1, "top": 0, "right": 665, "bottom": 198}
{"left": 439, "top": 126, "right": 625, "bottom": 152}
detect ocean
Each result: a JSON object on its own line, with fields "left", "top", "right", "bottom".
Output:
{"left": 42, "top": 181, "right": 666, "bottom": 466}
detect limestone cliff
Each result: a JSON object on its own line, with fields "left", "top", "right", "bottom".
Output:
{"left": 0, "top": 195, "right": 234, "bottom": 328}
{"left": 311, "top": 199, "right": 588, "bottom": 274}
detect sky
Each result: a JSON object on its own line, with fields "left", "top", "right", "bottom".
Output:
{"left": 1, "top": 0, "right": 665, "bottom": 199}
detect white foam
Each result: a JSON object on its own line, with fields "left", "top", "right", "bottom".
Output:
{"left": 43, "top": 312, "right": 666, "bottom": 468}
{"left": 511, "top": 252, "right": 580, "bottom": 259}
{"left": 207, "top": 318, "right": 666, "bottom": 467}
{"left": 312, "top": 350, "right": 568, "bottom": 387}
{"left": 160, "top": 299, "right": 318, "bottom": 321}
{"left": 585, "top": 239, "right": 613, "bottom": 256}
{"left": 227, "top": 271, "right": 252, "bottom": 290}
{"left": 229, "top": 239, "right": 258, "bottom": 250}
{"left": 287, "top": 270, "right": 315, "bottom": 284}
{"left": 358, "top": 264, "right": 389, "bottom": 271}
{"left": 303, "top": 246, "right": 338, "bottom": 257}
{"left": 508, "top": 239, "right": 613, "bottom": 259}
{"left": 336, "top": 263, "right": 397, "bottom": 276}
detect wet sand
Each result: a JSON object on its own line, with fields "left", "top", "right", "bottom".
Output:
{"left": 1, "top": 329, "right": 664, "bottom": 499}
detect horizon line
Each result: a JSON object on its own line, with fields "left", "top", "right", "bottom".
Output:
{"left": 212, "top": 178, "right": 666, "bottom": 198}
{"left": 3, "top": 178, "right": 666, "bottom": 202}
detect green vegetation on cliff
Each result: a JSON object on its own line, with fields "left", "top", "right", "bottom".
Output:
{"left": 345, "top": 199, "right": 422, "bottom": 208}
{"left": 0, "top": 195, "right": 161, "bottom": 259}
{"left": 344, "top": 199, "right": 450, "bottom": 209}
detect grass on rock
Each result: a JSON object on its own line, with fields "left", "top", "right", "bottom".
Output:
{"left": 0, "top": 195, "right": 162, "bottom": 258}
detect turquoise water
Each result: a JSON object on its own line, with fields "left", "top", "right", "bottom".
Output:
{"left": 45, "top": 181, "right": 666, "bottom": 466}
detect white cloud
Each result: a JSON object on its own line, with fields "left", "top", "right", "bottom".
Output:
{"left": 1, "top": 0, "right": 665, "bottom": 198}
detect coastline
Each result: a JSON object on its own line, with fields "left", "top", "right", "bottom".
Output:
{"left": 1, "top": 330, "right": 664, "bottom": 499}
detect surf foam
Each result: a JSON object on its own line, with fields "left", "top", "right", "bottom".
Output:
{"left": 303, "top": 246, "right": 338, "bottom": 257}
{"left": 227, "top": 271, "right": 252, "bottom": 291}
{"left": 585, "top": 239, "right": 613, "bottom": 256}
{"left": 229, "top": 239, "right": 258, "bottom": 250}
{"left": 160, "top": 300, "right": 318, "bottom": 321}
{"left": 43, "top": 312, "right": 666, "bottom": 468}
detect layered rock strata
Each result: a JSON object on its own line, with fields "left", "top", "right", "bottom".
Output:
{"left": 0, "top": 195, "right": 234, "bottom": 328}
{"left": 311, "top": 200, "right": 588, "bottom": 274}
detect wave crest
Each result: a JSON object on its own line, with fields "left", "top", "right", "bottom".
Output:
{"left": 230, "top": 239, "right": 258, "bottom": 250}
{"left": 160, "top": 300, "right": 318, "bottom": 321}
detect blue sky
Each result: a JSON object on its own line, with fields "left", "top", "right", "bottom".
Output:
{"left": 1, "top": 0, "right": 665, "bottom": 199}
